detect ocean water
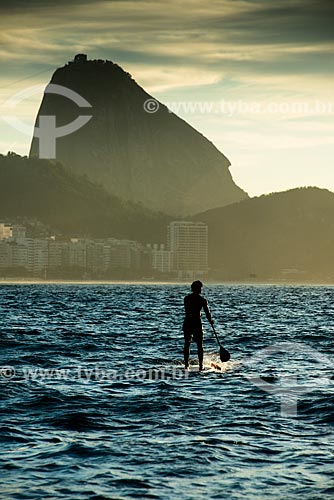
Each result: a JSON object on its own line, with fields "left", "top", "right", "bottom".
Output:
{"left": 0, "top": 284, "right": 334, "bottom": 500}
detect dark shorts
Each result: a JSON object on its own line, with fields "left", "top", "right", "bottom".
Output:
{"left": 183, "top": 319, "right": 203, "bottom": 343}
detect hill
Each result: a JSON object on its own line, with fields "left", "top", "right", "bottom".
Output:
{"left": 195, "top": 187, "right": 334, "bottom": 282}
{"left": 29, "top": 54, "right": 247, "bottom": 215}
{"left": 0, "top": 153, "right": 168, "bottom": 242}
{"left": 2, "top": 155, "right": 333, "bottom": 282}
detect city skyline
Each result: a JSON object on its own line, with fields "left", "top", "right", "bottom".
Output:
{"left": 0, "top": 220, "right": 209, "bottom": 279}
{"left": 0, "top": 0, "right": 333, "bottom": 197}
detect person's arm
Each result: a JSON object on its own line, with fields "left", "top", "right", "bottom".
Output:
{"left": 203, "top": 299, "right": 214, "bottom": 324}
{"left": 184, "top": 296, "right": 188, "bottom": 314}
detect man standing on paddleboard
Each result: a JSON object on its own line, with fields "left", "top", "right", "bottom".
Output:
{"left": 183, "top": 280, "right": 214, "bottom": 371}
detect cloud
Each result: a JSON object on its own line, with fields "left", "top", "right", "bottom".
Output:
{"left": 0, "top": 0, "right": 128, "bottom": 11}
{"left": 223, "top": 130, "right": 334, "bottom": 150}
{"left": 0, "top": 0, "right": 332, "bottom": 82}
{"left": 0, "top": 0, "right": 333, "bottom": 197}
{"left": 205, "top": 0, "right": 334, "bottom": 44}
{"left": 0, "top": 0, "right": 332, "bottom": 108}
{"left": 128, "top": 67, "right": 220, "bottom": 93}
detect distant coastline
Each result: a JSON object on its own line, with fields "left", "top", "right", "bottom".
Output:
{"left": 1, "top": 278, "right": 334, "bottom": 286}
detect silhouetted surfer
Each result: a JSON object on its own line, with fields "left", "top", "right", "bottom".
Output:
{"left": 183, "top": 280, "right": 214, "bottom": 371}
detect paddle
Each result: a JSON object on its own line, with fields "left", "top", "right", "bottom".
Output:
{"left": 211, "top": 323, "right": 230, "bottom": 362}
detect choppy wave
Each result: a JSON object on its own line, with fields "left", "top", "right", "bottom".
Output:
{"left": 1, "top": 284, "right": 334, "bottom": 499}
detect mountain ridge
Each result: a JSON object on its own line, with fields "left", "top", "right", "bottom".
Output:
{"left": 194, "top": 186, "right": 334, "bottom": 281}
{"left": 29, "top": 55, "right": 248, "bottom": 215}
{"left": 0, "top": 153, "right": 169, "bottom": 242}
{"left": 2, "top": 153, "right": 334, "bottom": 282}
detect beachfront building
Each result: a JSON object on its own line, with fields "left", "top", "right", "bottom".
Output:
{"left": 103, "top": 239, "right": 143, "bottom": 274}
{"left": 167, "top": 221, "right": 208, "bottom": 279}
{"left": 11, "top": 226, "right": 26, "bottom": 239}
{"left": 68, "top": 239, "right": 88, "bottom": 269}
{"left": 10, "top": 241, "right": 28, "bottom": 269}
{"left": 0, "top": 238, "right": 47, "bottom": 275}
{"left": 48, "top": 238, "right": 68, "bottom": 269}
{"left": 25, "top": 239, "right": 49, "bottom": 275}
{"left": 0, "top": 223, "right": 13, "bottom": 240}
{"left": 0, "top": 241, "right": 11, "bottom": 268}
{"left": 0, "top": 223, "right": 26, "bottom": 240}
{"left": 151, "top": 244, "right": 173, "bottom": 273}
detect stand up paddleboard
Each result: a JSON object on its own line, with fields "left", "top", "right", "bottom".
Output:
{"left": 210, "top": 361, "right": 222, "bottom": 371}
{"left": 185, "top": 365, "right": 211, "bottom": 373}
{"left": 185, "top": 361, "right": 227, "bottom": 372}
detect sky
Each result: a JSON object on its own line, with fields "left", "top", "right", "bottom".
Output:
{"left": 0, "top": 0, "right": 333, "bottom": 196}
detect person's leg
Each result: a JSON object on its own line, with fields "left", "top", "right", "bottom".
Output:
{"left": 194, "top": 325, "right": 204, "bottom": 370}
{"left": 183, "top": 339, "right": 191, "bottom": 368}
{"left": 196, "top": 339, "right": 204, "bottom": 370}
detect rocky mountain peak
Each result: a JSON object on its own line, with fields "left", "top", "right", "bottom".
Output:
{"left": 30, "top": 55, "right": 248, "bottom": 215}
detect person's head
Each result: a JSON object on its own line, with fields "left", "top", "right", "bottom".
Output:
{"left": 191, "top": 280, "right": 203, "bottom": 294}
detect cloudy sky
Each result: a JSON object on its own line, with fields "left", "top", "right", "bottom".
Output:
{"left": 0, "top": 0, "right": 333, "bottom": 196}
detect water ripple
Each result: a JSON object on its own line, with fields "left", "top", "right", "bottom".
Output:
{"left": 0, "top": 284, "right": 334, "bottom": 499}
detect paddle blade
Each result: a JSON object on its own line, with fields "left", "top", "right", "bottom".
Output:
{"left": 219, "top": 346, "right": 230, "bottom": 362}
